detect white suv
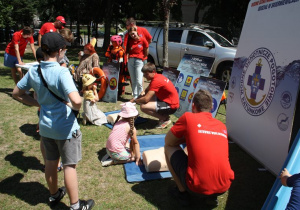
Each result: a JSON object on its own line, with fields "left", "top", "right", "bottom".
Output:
{"left": 145, "top": 26, "right": 237, "bottom": 83}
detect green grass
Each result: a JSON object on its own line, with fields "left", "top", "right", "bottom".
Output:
{"left": 0, "top": 44, "right": 275, "bottom": 209}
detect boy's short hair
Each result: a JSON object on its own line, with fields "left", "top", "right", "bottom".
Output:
{"left": 193, "top": 89, "right": 213, "bottom": 112}
{"left": 22, "top": 26, "right": 33, "bottom": 35}
{"left": 41, "top": 32, "right": 66, "bottom": 55}
{"left": 141, "top": 62, "right": 156, "bottom": 73}
{"left": 59, "top": 28, "right": 74, "bottom": 45}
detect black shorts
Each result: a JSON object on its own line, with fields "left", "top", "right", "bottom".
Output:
{"left": 170, "top": 149, "right": 224, "bottom": 198}
{"left": 156, "top": 98, "right": 177, "bottom": 115}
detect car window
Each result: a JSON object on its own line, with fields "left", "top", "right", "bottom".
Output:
{"left": 169, "top": 30, "right": 183, "bottom": 43}
{"left": 207, "top": 32, "right": 233, "bottom": 47}
{"left": 186, "top": 31, "right": 211, "bottom": 47}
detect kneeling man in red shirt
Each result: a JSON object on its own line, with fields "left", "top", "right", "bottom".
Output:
{"left": 165, "top": 89, "right": 235, "bottom": 206}
{"left": 131, "top": 62, "right": 179, "bottom": 129}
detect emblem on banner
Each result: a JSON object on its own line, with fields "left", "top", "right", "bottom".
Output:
{"left": 280, "top": 91, "right": 292, "bottom": 109}
{"left": 240, "top": 47, "right": 276, "bottom": 116}
{"left": 184, "top": 75, "right": 193, "bottom": 87}
{"left": 277, "top": 113, "right": 289, "bottom": 131}
{"left": 211, "top": 98, "right": 218, "bottom": 113}
{"left": 180, "top": 89, "right": 188, "bottom": 101}
{"left": 193, "top": 78, "right": 199, "bottom": 88}
{"left": 109, "top": 77, "right": 117, "bottom": 90}
{"left": 188, "top": 92, "right": 194, "bottom": 103}
{"left": 177, "top": 73, "right": 184, "bottom": 83}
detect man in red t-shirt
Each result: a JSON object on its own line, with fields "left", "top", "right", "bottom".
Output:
{"left": 4, "top": 26, "right": 36, "bottom": 84}
{"left": 131, "top": 62, "right": 179, "bottom": 129}
{"left": 165, "top": 89, "right": 234, "bottom": 207}
{"left": 38, "top": 16, "right": 66, "bottom": 46}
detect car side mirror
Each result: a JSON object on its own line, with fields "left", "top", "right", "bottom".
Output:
{"left": 204, "top": 41, "right": 214, "bottom": 48}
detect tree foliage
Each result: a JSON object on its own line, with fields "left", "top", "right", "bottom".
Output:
{"left": 195, "top": 0, "right": 249, "bottom": 39}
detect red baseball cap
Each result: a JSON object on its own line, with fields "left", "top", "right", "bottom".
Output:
{"left": 56, "top": 16, "right": 66, "bottom": 24}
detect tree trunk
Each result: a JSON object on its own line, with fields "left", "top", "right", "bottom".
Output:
{"left": 103, "top": 0, "right": 115, "bottom": 50}
{"left": 194, "top": 2, "right": 201, "bottom": 23}
{"left": 163, "top": 0, "right": 171, "bottom": 68}
{"left": 87, "top": 23, "right": 91, "bottom": 44}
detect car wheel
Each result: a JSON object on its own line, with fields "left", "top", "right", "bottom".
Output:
{"left": 219, "top": 66, "right": 232, "bottom": 84}
{"left": 147, "top": 55, "right": 154, "bottom": 64}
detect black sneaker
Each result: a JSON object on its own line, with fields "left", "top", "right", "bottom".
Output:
{"left": 49, "top": 187, "right": 66, "bottom": 208}
{"left": 70, "top": 199, "right": 95, "bottom": 210}
{"left": 168, "top": 186, "right": 190, "bottom": 206}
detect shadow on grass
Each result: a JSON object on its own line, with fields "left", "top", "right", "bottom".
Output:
{"left": 0, "top": 87, "right": 13, "bottom": 97}
{"left": 0, "top": 173, "right": 68, "bottom": 209}
{"left": 132, "top": 179, "right": 217, "bottom": 210}
{"left": 96, "top": 147, "right": 107, "bottom": 162}
{"left": 19, "top": 123, "right": 40, "bottom": 140}
{"left": 135, "top": 118, "right": 160, "bottom": 131}
{"left": 5, "top": 151, "right": 43, "bottom": 172}
{"left": 225, "top": 143, "right": 276, "bottom": 210}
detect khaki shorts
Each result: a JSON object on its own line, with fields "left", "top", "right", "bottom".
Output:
{"left": 42, "top": 130, "right": 82, "bottom": 165}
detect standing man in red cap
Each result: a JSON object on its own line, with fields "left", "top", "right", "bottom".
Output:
{"left": 38, "top": 16, "right": 66, "bottom": 47}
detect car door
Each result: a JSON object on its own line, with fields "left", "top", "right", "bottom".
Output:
{"left": 180, "top": 30, "right": 216, "bottom": 61}
{"left": 157, "top": 29, "right": 184, "bottom": 67}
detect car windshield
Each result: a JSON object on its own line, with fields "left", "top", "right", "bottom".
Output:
{"left": 207, "top": 32, "right": 233, "bottom": 47}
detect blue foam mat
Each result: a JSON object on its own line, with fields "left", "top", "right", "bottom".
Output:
{"left": 262, "top": 129, "right": 300, "bottom": 210}
{"left": 123, "top": 134, "right": 172, "bottom": 183}
{"left": 104, "top": 110, "right": 148, "bottom": 129}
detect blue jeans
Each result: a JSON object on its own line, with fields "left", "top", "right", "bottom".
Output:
{"left": 128, "top": 58, "right": 144, "bottom": 98}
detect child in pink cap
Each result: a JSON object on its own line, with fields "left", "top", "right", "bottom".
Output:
{"left": 102, "top": 102, "right": 141, "bottom": 166}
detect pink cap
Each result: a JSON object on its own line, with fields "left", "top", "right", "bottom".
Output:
{"left": 119, "top": 102, "right": 138, "bottom": 118}
{"left": 56, "top": 16, "right": 66, "bottom": 24}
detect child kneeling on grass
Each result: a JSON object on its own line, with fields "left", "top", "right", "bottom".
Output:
{"left": 102, "top": 102, "right": 142, "bottom": 166}
{"left": 81, "top": 74, "right": 107, "bottom": 126}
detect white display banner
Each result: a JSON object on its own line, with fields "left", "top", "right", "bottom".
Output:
{"left": 102, "top": 62, "right": 119, "bottom": 103}
{"left": 174, "top": 54, "right": 215, "bottom": 117}
{"left": 227, "top": 0, "right": 300, "bottom": 174}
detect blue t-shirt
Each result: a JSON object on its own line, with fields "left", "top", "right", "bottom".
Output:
{"left": 17, "top": 61, "right": 80, "bottom": 140}
{"left": 286, "top": 173, "right": 300, "bottom": 210}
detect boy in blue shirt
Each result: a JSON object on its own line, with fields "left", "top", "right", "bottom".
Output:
{"left": 12, "top": 32, "right": 94, "bottom": 210}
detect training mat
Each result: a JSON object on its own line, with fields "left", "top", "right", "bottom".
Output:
{"left": 104, "top": 110, "right": 148, "bottom": 129}
{"left": 262, "top": 129, "right": 300, "bottom": 210}
{"left": 123, "top": 134, "right": 172, "bottom": 183}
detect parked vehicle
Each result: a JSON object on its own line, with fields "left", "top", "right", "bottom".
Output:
{"left": 33, "top": 29, "right": 39, "bottom": 42}
{"left": 145, "top": 25, "right": 237, "bottom": 83}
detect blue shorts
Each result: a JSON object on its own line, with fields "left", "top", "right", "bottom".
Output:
{"left": 4, "top": 52, "right": 22, "bottom": 68}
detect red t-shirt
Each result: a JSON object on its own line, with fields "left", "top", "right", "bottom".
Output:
{"left": 5, "top": 30, "right": 34, "bottom": 57}
{"left": 124, "top": 26, "right": 152, "bottom": 51}
{"left": 149, "top": 74, "right": 179, "bottom": 109}
{"left": 171, "top": 112, "right": 234, "bottom": 195}
{"left": 127, "top": 36, "right": 149, "bottom": 60}
{"left": 39, "top": 22, "right": 57, "bottom": 35}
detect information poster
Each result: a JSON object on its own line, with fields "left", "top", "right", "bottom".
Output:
{"left": 162, "top": 67, "right": 180, "bottom": 85}
{"left": 174, "top": 54, "right": 215, "bottom": 117}
{"left": 102, "top": 62, "right": 119, "bottom": 103}
{"left": 227, "top": 0, "right": 300, "bottom": 174}
{"left": 188, "top": 77, "right": 226, "bottom": 117}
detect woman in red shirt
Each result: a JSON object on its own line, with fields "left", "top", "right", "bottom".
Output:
{"left": 126, "top": 26, "right": 149, "bottom": 99}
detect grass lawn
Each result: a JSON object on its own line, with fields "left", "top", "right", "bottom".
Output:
{"left": 0, "top": 44, "right": 275, "bottom": 209}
